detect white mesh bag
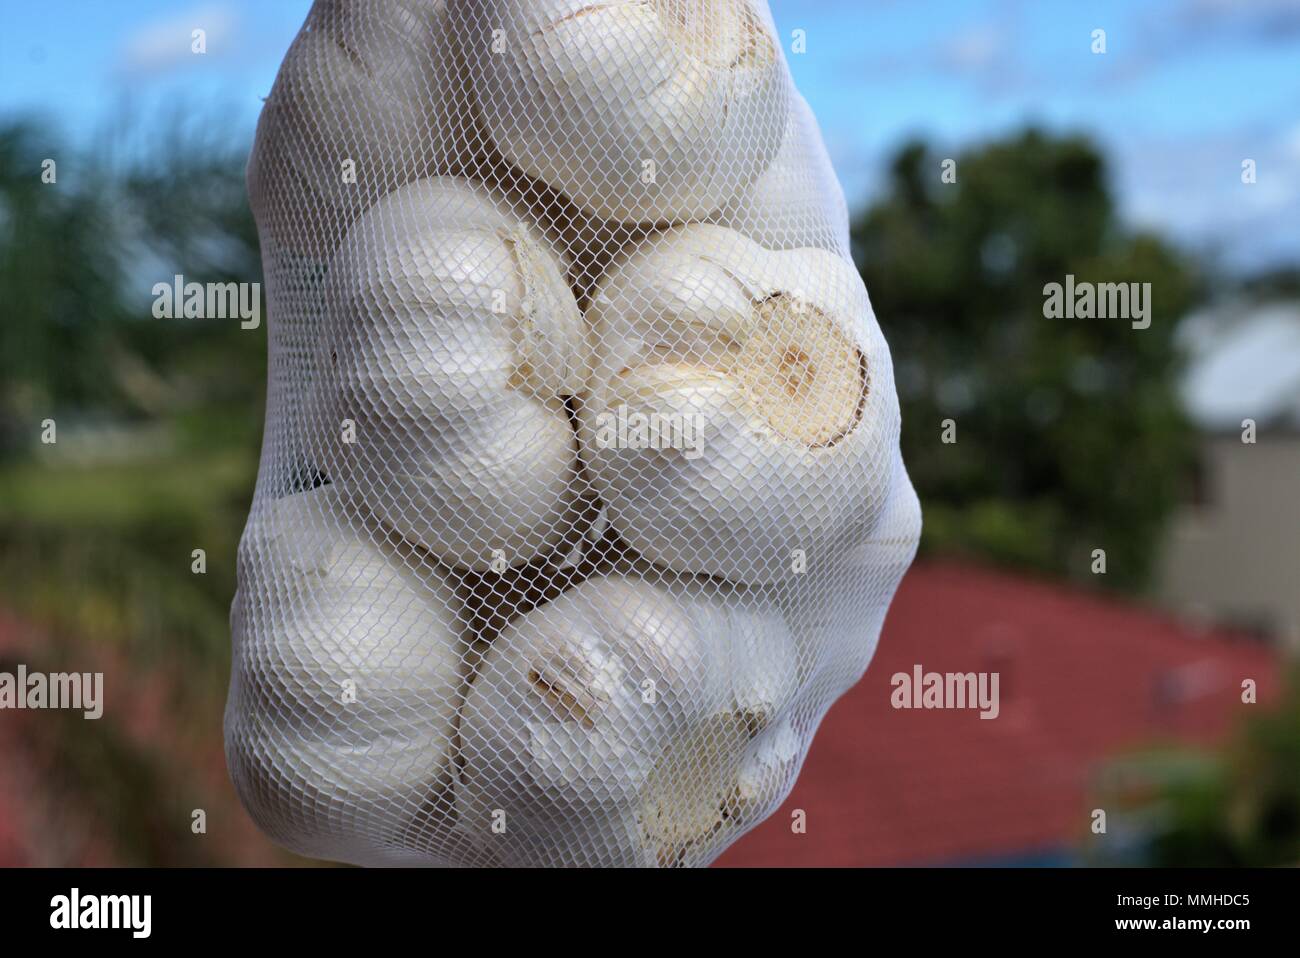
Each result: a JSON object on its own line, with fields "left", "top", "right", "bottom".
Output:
{"left": 226, "top": 0, "right": 920, "bottom": 868}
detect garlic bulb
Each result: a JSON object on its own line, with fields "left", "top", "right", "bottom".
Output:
{"left": 791, "top": 452, "right": 922, "bottom": 696}
{"left": 225, "top": 485, "right": 470, "bottom": 866}
{"left": 463, "top": 0, "right": 789, "bottom": 224}
{"left": 456, "top": 574, "right": 799, "bottom": 867}
{"left": 711, "top": 91, "right": 851, "bottom": 253}
{"left": 851, "top": 452, "right": 923, "bottom": 581}
{"left": 637, "top": 584, "right": 800, "bottom": 865}
{"left": 318, "top": 176, "right": 586, "bottom": 572}
{"left": 248, "top": 0, "right": 467, "bottom": 259}
{"left": 578, "top": 224, "right": 901, "bottom": 584}
{"left": 736, "top": 717, "right": 803, "bottom": 809}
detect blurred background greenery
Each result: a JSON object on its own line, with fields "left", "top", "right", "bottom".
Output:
{"left": 0, "top": 114, "right": 281, "bottom": 864}
{"left": 855, "top": 131, "right": 1199, "bottom": 589}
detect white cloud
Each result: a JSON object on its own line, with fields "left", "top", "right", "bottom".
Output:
{"left": 1284, "top": 123, "right": 1300, "bottom": 163}
{"left": 1114, "top": 126, "right": 1300, "bottom": 271}
{"left": 938, "top": 23, "right": 1007, "bottom": 72}
{"left": 117, "top": 3, "right": 238, "bottom": 77}
{"left": 1175, "top": 0, "right": 1300, "bottom": 39}
{"left": 1180, "top": 303, "right": 1300, "bottom": 429}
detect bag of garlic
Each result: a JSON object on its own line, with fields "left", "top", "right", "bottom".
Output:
{"left": 226, "top": 0, "right": 921, "bottom": 868}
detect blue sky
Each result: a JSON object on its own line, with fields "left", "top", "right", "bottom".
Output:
{"left": 2, "top": 0, "right": 1298, "bottom": 271}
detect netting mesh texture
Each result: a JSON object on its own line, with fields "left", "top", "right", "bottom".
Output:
{"left": 226, "top": 0, "right": 921, "bottom": 868}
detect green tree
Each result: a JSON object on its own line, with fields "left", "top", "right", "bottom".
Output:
{"left": 0, "top": 115, "right": 266, "bottom": 457}
{"left": 853, "top": 130, "right": 1200, "bottom": 589}
{"left": 0, "top": 121, "right": 128, "bottom": 451}
{"left": 1090, "top": 668, "right": 1300, "bottom": 866}
{"left": 0, "top": 115, "right": 266, "bottom": 666}
{"left": 0, "top": 114, "right": 279, "bottom": 864}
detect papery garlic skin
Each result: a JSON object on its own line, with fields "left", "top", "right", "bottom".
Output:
{"left": 578, "top": 224, "right": 902, "bottom": 584}
{"left": 734, "top": 717, "right": 803, "bottom": 812}
{"left": 791, "top": 452, "right": 922, "bottom": 700}
{"left": 456, "top": 575, "right": 713, "bottom": 867}
{"left": 464, "top": 0, "right": 789, "bottom": 224}
{"left": 851, "top": 453, "right": 923, "bottom": 585}
{"left": 248, "top": 0, "right": 467, "bottom": 259}
{"left": 225, "top": 486, "right": 470, "bottom": 866}
{"left": 319, "top": 176, "right": 585, "bottom": 572}
{"left": 456, "top": 575, "right": 799, "bottom": 867}
{"left": 635, "top": 585, "right": 800, "bottom": 865}
{"left": 711, "top": 91, "right": 851, "bottom": 253}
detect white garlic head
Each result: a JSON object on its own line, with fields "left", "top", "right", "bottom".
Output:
{"left": 247, "top": 0, "right": 469, "bottom": 259}
{"left": 464, "top": 0, "right": 790, "bottom": 224}
{"left": 578, "top": 224, "right": 902, "bottom": 583}
{"left": 318, "top": 176, "right": 586, "bottom": 572}
{"left": 225, "top": 486, "right": 470, "bottom": 866}
{"left": 711, "top": 91, "right": 851, "bottom": 253}
{"left": 457, "top": 574, "right": 800, "bottom": 866}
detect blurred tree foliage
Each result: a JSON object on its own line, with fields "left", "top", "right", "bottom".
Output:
{"left": 853, "top": 130, "right": 1201, "bottom": 590}
{"left": 0, "top": 115, "right": 265, "bottom": 671}
{"left": 1090, "top": 667, "right": 1300, "bottom": 866}
{"left": 0, "top": 116, "right": 278, "bottom": 863}
{"left": 0, "top": 121, "right": 124, "bottom": 438}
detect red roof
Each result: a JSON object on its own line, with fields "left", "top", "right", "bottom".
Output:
{"left": 0, "top": 614, "right": 33, "bottom": 865}
{"left": 0, "top": 612, "right": 288, "bottom": 867}
{"left": 716, "top": 561, "right": 1280, "bottom": 867}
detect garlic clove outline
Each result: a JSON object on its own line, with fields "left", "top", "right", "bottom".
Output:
{"left": 456, "top": 574, "right": 800, "bottom": 867}
{"left": 636, "top": 583, "right": 801, "bottom": 865}
{"left": 247, "top": 0, "right": 471, "bottom": 260}
{"left": 710, "top": 91, "right": 851, "bottom": 254}
{"left": 456, "top": 575, "right": 715, "bottom": 867}
{"left": 787, "top": 451, "right": 922, "bottom": 699}
{"left": 578, "top": 224, "right": 902, "bottom": 584}
{"left": 318, "top": 176, "right": 587, "bottom": 572}
{"left": 733, "top": 716, "right": 803, "bottom": 814}
{"left": 462, "top": 0, "right": 789, "bottom": 225}
{"left": 225, "top": 485, "right": 471, "bottom": 866}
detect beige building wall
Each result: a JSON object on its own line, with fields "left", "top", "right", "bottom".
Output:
{"left": 1156, "top": 435, "right": 1300, "bottom": 651}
